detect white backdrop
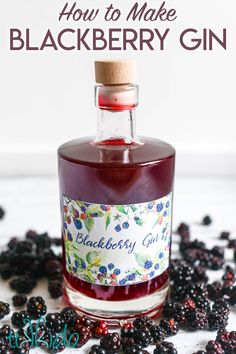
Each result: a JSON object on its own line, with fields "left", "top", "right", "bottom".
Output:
{"left": 0, "top": 0, "right": 236, "bottom": 176}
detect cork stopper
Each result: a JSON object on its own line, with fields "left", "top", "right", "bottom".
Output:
{"left": 95, "top": 60, "right": 136, "bottom": 85}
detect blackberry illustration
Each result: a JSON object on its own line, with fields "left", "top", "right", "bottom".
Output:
{"left": 27, "top": 296, "right": 47, "bottom": 319}
{"left": 11, "top": 311, "right": 30, "bottom": 328}
{"left": 100, "top": 332, "right": 121, "bottom": 352}
{"left": 0, "top": 301, "right": 10, "bottom": 319}
{"left": 46, "top": 313, "right": 65, "bottom": 333}
{"left": 12, "top": 294, "right": 27, "bottom": 307}
{"left": 154, "top": 341, "right": 178, "bottom": 354}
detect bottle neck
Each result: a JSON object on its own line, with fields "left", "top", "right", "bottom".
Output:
{"left": 94, "top": 84, "right": 138, "bottom": 145}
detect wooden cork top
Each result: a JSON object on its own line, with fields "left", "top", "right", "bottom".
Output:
{"left": 95, "top": 60, "right": 136, "bottom": 85}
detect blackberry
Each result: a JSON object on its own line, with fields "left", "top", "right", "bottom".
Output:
{"left": 207, "top": 282, "right": 223, "bottom": 301}
{"left": 182, "top": 298, "right": 196, "bottom": 312}
{"left": 186, "top": 309, "right": 208, "bottom": 330}
{"left": 0, "top": 337, "right": 8, "bottom": 354}
{"left": 71, "top": 325, "right": 92, "bottom": 347}
{"left": 133, "top": 316, "right": 153, "bottom": 329}
{"left": 208, "top": 256, "right": 224, "bottom": 270}
{"left": 41, "top": 328, "right": 58, "bottom": 348}
{"left": 228, "top": 239, "right": 236, "bottom": 249}
{"left": 0, "top": 324, "right": 15, "bottom": 337}
{"left": 150, "top": 325, "right": 166, "bottom": 342}
{"left": 0, "top": 264, "right": 12, "bottom": 280}
{"left": 192, "top": 352, "right": 206, "bottom": 354}
{"left": 100, "top": 332, "right": 121, "bottom": 352}
{"left": 46, "top": 313, "right": 65, "bottom": 333}
{"left": 163, "top": 302, "right": 186, "bottom": 323}
{"left": 121, "top": 337, "right": 136, "bottom": 350}
{"left": 13, "top": 336, "right": 30, "bottom": 354}
{"left": 208, "top": 310, "right": 228, "bottom": 331}
{"left": 49, "top": 336, "right": 65, "bottom": 353}
{"left": 186, "top": 282, "right": 208, "bottom": 302}
{"left": 51, "top": 238, "right": 62, "bottom": 246}
{"left": 35, "top": 232, "right": 51, "bottom": 250}
{"left": 195, "top": 298, "right": 211, "bottom": 313}
{"left": 220, "top": 231, "right": 230, "bottom": 240}
{"left": 205, "top": 340, "right": 224, "bottom": 354}
{"left": 202, "top": 215, "right": 212, "bottom": 226}
{"left": 12, "top": 294, "right": 27, "bottom": 307}
{"left": 48, "top": 280, "right": 63, "bottom": 299}
{"left": 0, "top": 301, "right": 10, "bottom": 319}
{"left": 93, "top": 320, "right": 108, "bottom": 338}
{"left": 11, "top": 311, "right": 30, "bottom": 328}
{"left": 228, "top": 286, "right": 236, "bottom": 305}
{"left": 170, "top": 284, "right": 188, "bottom": 302}
{"left": 159, "top": 319, "right": 179, "bottom": 336}
{"left": 10, "top": 275, "right": 37, "bottom": 294}
{"left": 193, "top": 266, "right": 209, "bottom": 283}
{"left": 177, "top": 222, "right": 189, "bottom": 235}
{"left": 124, "top": 344, "right": 149, "bottom": 354}
{"left": 211, "top": 246, "right": 224, "bottom": 259}
{"left": 133, "top": 327, "right": 152, "bottom": 347}
{"left": 0, "top": 206, "right": 5, "bottom": 220}
{"left": 61, "top": 307, "right": 78, "bottom": 327}
{"left": 89, "top": 345, "right": 107, "bottom": 354}
{"left": 27, "top": 296, "right": 47, "bottom": 319}
{"left": 121, "top": 326, "right": 136, "bottom": 339}
{"left": 75, "top": 315, "right": 95, "bottom": 329}
{"left": 45, "top": 260, "right": 62, "bottom": 278}
{"left": 154, "top": 341, "right": 178, "bottom": 354}
{"left": 212, "top": 299, "right": 230, "bottom": 315}
{"left": 26, "top": 322, "right": 46, "bottom": 341}
{"left": 171, "top": 262, "right": 194, "bottom": 286}
{"left": 25, "top": 229, "right": 38, "bottom": 241}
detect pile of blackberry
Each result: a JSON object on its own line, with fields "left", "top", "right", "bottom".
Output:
{"left": 0, "top": 209, "right": 236, "bottom": 353}
{"left": 0, "top": 229, "right": 63, "bottom": 299}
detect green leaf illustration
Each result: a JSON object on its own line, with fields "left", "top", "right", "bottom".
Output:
{"left": 84, "top": 270, "right": 96, "bottom": 283}
{"left": 134, "top": 253, "right": 149, "bottom": 267}
{"left": 135, "top": 218, "right": 144, "bottom": 226}
{"left": 84, "top": 217, "right": 94, "bottom": 232}
{"left": 86, "top": 251, "right": 100, "bottom": 264}
{"left": 105, "top": 213, "right": 111, "bottom": 229}
{"left": 116, "top": 206, "right": 127, "bottom": 214}
{"left": 87, "top": 206, "right": 104, "bottom": 215}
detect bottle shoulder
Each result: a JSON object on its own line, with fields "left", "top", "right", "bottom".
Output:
{"left": 58, "top": 136, "right": 175, "bottom": 166}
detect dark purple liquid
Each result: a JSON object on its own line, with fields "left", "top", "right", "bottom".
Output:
{"left": 58, "top": 137, "right": 175, "bottom": 301}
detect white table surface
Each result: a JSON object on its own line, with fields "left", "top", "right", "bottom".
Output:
{"left": 0, "top": 176, "right": 235, "bottom": 353}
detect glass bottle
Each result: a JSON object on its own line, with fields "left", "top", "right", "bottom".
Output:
{"left": 58, "top": 60, "right": 175, "bottom": 324}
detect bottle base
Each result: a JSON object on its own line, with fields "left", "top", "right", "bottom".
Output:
{"left": 64, "top": 279, "right": 169, "bottom": 326}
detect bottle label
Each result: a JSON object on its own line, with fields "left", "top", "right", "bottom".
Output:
{"left": 63, "top": 192, "right": 172, "bottom": 286}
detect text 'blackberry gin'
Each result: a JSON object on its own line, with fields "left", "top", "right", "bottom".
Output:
{"left": 58, "top": 60, "right": 175, "bottom": 323}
